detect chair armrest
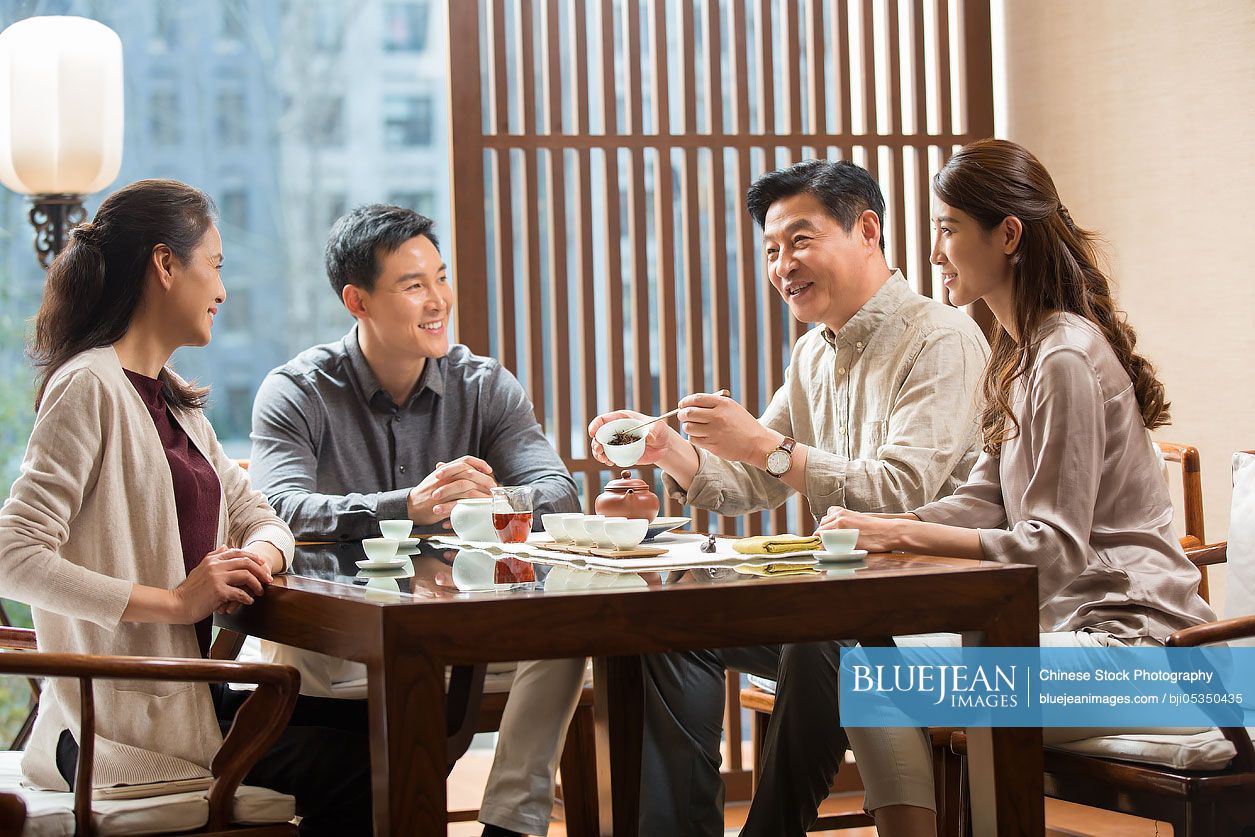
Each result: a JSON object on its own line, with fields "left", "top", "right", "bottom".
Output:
{"left": 0, "top": 628, "right": 36, "bottom": 651}
{"left": 1184, "top": 541, "right": 1226, "bottom": 569}
{"left": 0, "top": 651, "right": 299, "bottom": 832}
{"left": 1165, "top": 614, "right": 1255, "bottom": 648}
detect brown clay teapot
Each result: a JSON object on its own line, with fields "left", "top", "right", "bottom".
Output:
{"left": 595, "top": 470, "right": 660, "bottom": 522}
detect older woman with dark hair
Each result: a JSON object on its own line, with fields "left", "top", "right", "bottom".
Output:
{"left": 0, "top": 179, "right": 370, "bottom": 835}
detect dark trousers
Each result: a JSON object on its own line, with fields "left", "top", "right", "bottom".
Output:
{"left": 59, "top": 685, "right": 373, "bottom": 837}
{"left": 640, "top": 641, "right": 849, "bottom": 837}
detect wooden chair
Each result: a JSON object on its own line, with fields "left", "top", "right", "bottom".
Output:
{"left": 0, "top": 626, "right": 300, "bottom": 836}
{"left": 735, "top": 441, "right": 1213, "bottom": 833}
{"left": 211, "top": 629, "right": 600, "bottom": 835}
{"left": 944, "top": 446, "right": 1255, "bottom": 834}
{"left": 951, "top": 597, "right": 1255, "bottom": 835}
{"left": 0, "top": 792, "right": 24, "bottom": 837}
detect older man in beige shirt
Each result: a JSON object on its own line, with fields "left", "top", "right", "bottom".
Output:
{"left": 590, "top": 159, "right": 989, "bottom": 836}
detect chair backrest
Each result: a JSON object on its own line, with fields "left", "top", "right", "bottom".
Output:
{"left": 1154, "top": 441, "right": 1209, "bottom": 600}
{"left": 1227, "top": 451, "right": 1255, "bottom": 647}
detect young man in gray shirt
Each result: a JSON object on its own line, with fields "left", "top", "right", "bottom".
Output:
{"left": 250, "top": 205, "right": 583, "bottom": 837}
{"left": 590, "top": 160, "right": 990, "bottom": 836}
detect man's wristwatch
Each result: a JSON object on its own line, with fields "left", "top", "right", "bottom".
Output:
{"left": 765, "top": 437, "right": 797, "bottom": 478}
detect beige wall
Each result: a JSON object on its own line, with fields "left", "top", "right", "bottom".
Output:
{"left": 997, "top": 0, "right": 1255, "bottom": 614}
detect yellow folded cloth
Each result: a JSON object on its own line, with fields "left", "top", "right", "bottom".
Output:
{"left": 734, "top": 562, "right": 819, "bottom": 577}
{"left": 732, "top": 534, "right": 822, "bottom": 555}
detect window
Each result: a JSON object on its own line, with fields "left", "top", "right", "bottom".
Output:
{"left": 326, "top": 193, "right": 348, "bottom": 231}
{"left": 217, "top": 91, "right": 249, "bottom": 145}
{"left": 149, "top": 90, "right": 181, "bottom": 145}
{"left": 387, "top": 191, "right": 435, "bottom": 217}
{"left": 222, "top": 3, "right": 245, "bottom": 43}
{"left": 383, "top": 2, "right": 429, "bottom": 52}
{"left": 154, "top": 3, "right": 178, "bottom": 48}
{"left": 383, "top": 95, "right": 433, "bottom": 148}
{"left": 307, "top": 98, "right": 345, "bottom": 148}
{"left": 220, "top": 189, "right": 249, "bottom": 231}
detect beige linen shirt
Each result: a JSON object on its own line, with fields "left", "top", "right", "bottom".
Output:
{"left": 667, "top": 271, "right": 990, "bottom": 516}
{"left": 0, "top": 347, "right": 295, "bottom": 791}
{"left": 914, "top": 312, "right": 1215, "bottom": 640}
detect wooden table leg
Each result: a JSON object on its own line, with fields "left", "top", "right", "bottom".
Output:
{"left": 593, "top": 655, "right": 644, "bottom": 837}
{"left": 962, "top": 579, "right": 1045, "bottom": 837}
{"left": 367, "top": 641, "right": 447, "bottom": 836}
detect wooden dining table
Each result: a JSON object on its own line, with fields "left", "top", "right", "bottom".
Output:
{"left": 216, "top": 538, "right": 1044, "bottom": 837}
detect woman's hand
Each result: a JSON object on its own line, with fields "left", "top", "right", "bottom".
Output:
{"left": 173, "top": 546, "right": 273, "bottom": 622}
{"left": 816, "top": 507, "right": 910, "bottom": 553}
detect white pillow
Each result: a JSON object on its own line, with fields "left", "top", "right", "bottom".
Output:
{"left": 1228, "top": 451, "right": 1255, "bottom": 645}
{"left": 1051, "top": 728, "right": 1255, "bottom": 772}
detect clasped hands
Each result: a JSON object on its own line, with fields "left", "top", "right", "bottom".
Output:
{"left": 407, "top": 455, "right": 498, "bottom": 527}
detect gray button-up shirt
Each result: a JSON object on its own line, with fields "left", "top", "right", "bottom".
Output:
{"left": 250, "top": 326, "right": 579, "bottom": 540}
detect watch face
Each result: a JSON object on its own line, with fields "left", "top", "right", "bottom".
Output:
{"left": 767, "top": 449, "right": 790, "bottom": 476}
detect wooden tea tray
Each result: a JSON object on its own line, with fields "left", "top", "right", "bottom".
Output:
{"left": 535, "top": 543, "right": 668, "bottom": 559}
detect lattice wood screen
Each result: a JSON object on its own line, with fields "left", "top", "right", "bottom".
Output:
{"left": 447, "top": 0, "right": 993, "bottom": 536}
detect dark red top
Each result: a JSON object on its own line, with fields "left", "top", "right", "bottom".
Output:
{"left": 124, "top": 370, "right": 221, "bottom": 657}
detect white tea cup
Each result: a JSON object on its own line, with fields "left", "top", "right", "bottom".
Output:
{"left": 603, "top": 517, "right": 648, "bottom": 550}
{"left": 361, "top": 537, "right": 402, "bottom": 562}
{"left": 819, "top": 529, "right": 860, "bottom": 556}
{"left": 379, "top": 519, "right": 414, "bottom": 540}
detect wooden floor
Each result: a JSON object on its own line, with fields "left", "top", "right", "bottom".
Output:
{"left": 446, "top": 748, "right": 1173, "bottom": 836}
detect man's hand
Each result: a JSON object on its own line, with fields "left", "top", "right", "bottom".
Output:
{"left": 678, "top": 392, "right": 777, "bottom": 465}
{"left": 408, "top": 456, "right": 497, "bottom": 526}
{"left": 588, "top": 410, "right": 682, "bottom": 467}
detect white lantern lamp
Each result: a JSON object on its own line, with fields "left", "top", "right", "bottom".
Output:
{"left": 0, "top": 16, "right": 124, "bottom": 268}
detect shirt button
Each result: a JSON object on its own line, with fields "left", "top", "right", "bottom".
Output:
{"left": 399, "top": 465, "right": 406, "bottom": 473}
{"left": 392, "top": 415, "right": 400, "bottom": 423}
{"left": 838, "top": 367, "right": 847, "bottom": 375}
{"left": 855, "top": 341, "right": 864, "bottom": 350}
{"left": 840, "top": 425, "right": 848, "bottom": 435}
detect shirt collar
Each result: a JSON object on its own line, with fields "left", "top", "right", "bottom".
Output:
{"left": 821, "top": 269, "right": 913, "bottom": 350}
{"left": 342, "top": 324, "right": 445, "bottom": 412}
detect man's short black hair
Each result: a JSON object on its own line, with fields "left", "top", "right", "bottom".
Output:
{"left": 325, "top": 204, "right": 441, "bottom": 297}
{"left": 745, "top": 159, "right": 886, "bottom": 252}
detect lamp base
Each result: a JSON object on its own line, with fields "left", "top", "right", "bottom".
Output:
{"left": 29, "top": 194, "right": 86, "bottom": 269}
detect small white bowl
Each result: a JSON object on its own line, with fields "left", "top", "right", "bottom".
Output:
{"left": 595, "top": 418, "right": 649, "bottom": 468}
{"left": 542, "top": 513, "right": 581, "bottom": 543}
{"left": 820, "top": 529, "right": 860, "bottom": 555}
{"left": 603, "top": 517, "right": 648, "bottom": 550}
{"left": 579, "top": 515, "right": 610, "bottom": 547}
{"left": 379, "top": 519, "right": 413, "bottom": 540}
{"left": 361, "top": 537, "right": 401, "bottom": 562}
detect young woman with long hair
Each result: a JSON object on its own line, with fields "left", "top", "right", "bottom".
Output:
{"left": 748, "top": 140, "right": 1216, "bottom": 837}
{"left": 0, "top": 180, "right": 370, "bottom": 835}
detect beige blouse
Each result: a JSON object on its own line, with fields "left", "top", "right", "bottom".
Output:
{"left": 667, "top": 271, "right": 990, "bottom": 516}
{"left": 914, "top": 312, "right": 1215, "bottom": 640}
{"left": 0, "top": 347, "right": 295, "bottom": 791}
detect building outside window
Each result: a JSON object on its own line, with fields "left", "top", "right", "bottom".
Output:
{"left": 383, "top": 1, "right": 428, "bottom": 52}
{"left": 149, "top": 89, "right": 181, "bottom": 145}
{"left": 217, "top": 91, "right": 250, "bottom": 145}
{"left": 308, "top": 97, "right": 346, "bottom": 148}
{"left": 383, "top": 95, "right": 433, "bottom": 148}
{"left": 219, "top": 189, "right": 250, "bottom": 231}
{"left": 387, "top": 191, "right": 436, "bottom": 217}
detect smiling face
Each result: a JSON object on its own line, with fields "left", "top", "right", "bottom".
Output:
{"left": 761, "top": 192, "right": 880, "bottom": 327}
{"left": 165, "top": 223, "right": 226, "bottom": 347}
{"left": 350, "top": 234, "right": 452, "bottom": 360}
{"left": 929, "top": 201, "right": 1017, "bottom": 310}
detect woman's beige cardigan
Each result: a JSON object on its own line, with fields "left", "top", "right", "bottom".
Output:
{"left": 0, "top": 347, "right": 294, "bottom": 791}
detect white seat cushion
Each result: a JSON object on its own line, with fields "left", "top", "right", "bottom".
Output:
{"left": 1050, "top": 727, "right": 1255, "bottom": 771}
{"left": 235, "top": 635, "right": 520, "bottom": 699}
{"left": 0, "top": 751, "right": 294, "bottom": 836}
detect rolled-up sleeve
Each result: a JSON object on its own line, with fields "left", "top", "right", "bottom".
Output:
{"left": 250, "top": 371, "right": 410, "bottom": 540}
{"left": 964, "top": 348, "right": 1103, "bottom": 599}
{"left": 479, "top": 364, "right": 580, "bottom": 519}
{"left": 663, "top": 380, "right": 796, "bottom": 516}
{"left": 809, "top": 327, "right": 986, "bottom": 514}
